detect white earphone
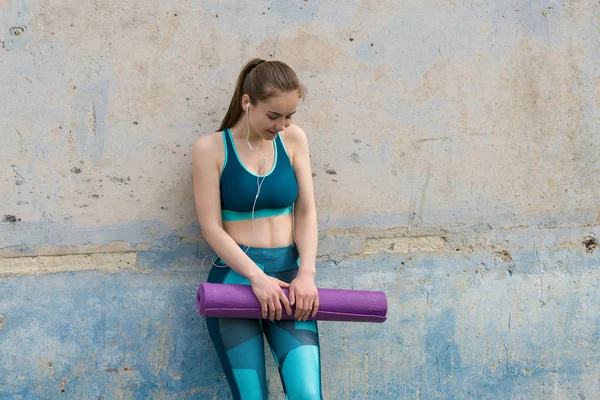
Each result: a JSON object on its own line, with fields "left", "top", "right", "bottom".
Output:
{"left": 246, "top": 102, "right": 254, "bottom": 151}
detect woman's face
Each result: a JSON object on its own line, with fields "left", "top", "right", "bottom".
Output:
{"left": 246, "top": 90, "right": 300, "bottom": 140}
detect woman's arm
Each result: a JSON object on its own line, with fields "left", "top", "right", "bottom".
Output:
{"left": 192, "top": 135, "right": 261, "bottom": 279}
{"left": 286, "top": 125, "right": 320, "bottom": 321}
{"left": 192, "top": 135, "right": 292, "bottom": 320}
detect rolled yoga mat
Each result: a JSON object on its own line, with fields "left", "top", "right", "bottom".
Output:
{"left": 196, "top": 282, "right": 387, "bottom": 323}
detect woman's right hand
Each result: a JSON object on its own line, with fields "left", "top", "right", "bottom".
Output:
{"left": 249, "top": 273, "right": 292, "bottom": 320}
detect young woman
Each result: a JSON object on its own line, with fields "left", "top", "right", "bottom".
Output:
{"left": 192, "top": 58, "right": 323, "bottom": 399}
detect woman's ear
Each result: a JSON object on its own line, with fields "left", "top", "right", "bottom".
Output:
{"left": 241, "top": 94, "right": 250, "bottom": 112}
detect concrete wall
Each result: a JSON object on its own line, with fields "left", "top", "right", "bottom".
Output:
{"left": 1, "top": 0, "right": 599, "bottom": 398}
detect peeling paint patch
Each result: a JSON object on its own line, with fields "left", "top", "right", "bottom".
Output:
{"left": 364, "top": 236, "right": 447, "bottom": 255}
{"left": 493, "top": 250, "right": 514, "bottom": 263}
{"left": 0, "top": 241, "right": 151, "bottom": 258}
{"left": 9, "top": 27, "right": 25, "bottom": 36}
{"left": 89, "top": 102, "right": 96, "bottom": 136}
{"left": 58, "top": 378, "right": 66, "bottom": 393}
{"left": 583, "top": 236, "right": 597, "bottom": 254}
{"left": 1, "top": 215, "right": 21, "bottom": 223}
{"left": 0, "top": 252, "right": 141, "bottom": 277}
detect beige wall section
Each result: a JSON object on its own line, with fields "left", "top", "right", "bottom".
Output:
{"left": 2, "top": 1, "right": 598, "bottom": 239}
{"left": 0, "top": 252, "right": 140, "bottom": 277}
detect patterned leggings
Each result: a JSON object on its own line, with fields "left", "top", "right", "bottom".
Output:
{"left": 205, "top": 244, "right": 323, "bottom": 400}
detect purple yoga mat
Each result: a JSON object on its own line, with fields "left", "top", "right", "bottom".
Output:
{"left": 196, "top": 282, "right": 387, "bottom": 323}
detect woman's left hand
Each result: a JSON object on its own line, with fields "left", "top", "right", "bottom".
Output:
{"left": 288, "top": 272, "right": 319, "bottom": 321}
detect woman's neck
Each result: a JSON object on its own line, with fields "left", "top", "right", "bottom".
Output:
{"left": 230, "top": 118, "right": 265, "bottom": 149}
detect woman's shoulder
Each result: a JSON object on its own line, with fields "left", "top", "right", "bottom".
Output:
{"left": 280, "top": 124, "right": 308, "bottom": 148}
{"left": 192, "top": 131, "right": 226, "bottom": 165}
{"left": 193, "top": 131, "right": 224, "bottom": 155}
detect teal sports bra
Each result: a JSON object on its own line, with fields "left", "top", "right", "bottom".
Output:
{"left": 219, "top": 129, "right": 298, "bottom": 222}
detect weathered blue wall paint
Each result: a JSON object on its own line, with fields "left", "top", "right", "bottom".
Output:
{"left": 1, "top": 241, "right": 599, "bottom": 398}
{"left": 2, "top": 0, "right": 600, "bottom": 398}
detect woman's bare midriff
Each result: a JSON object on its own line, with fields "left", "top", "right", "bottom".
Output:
{"left": 222, "top": 213, "right": 294, "bottom": 248}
